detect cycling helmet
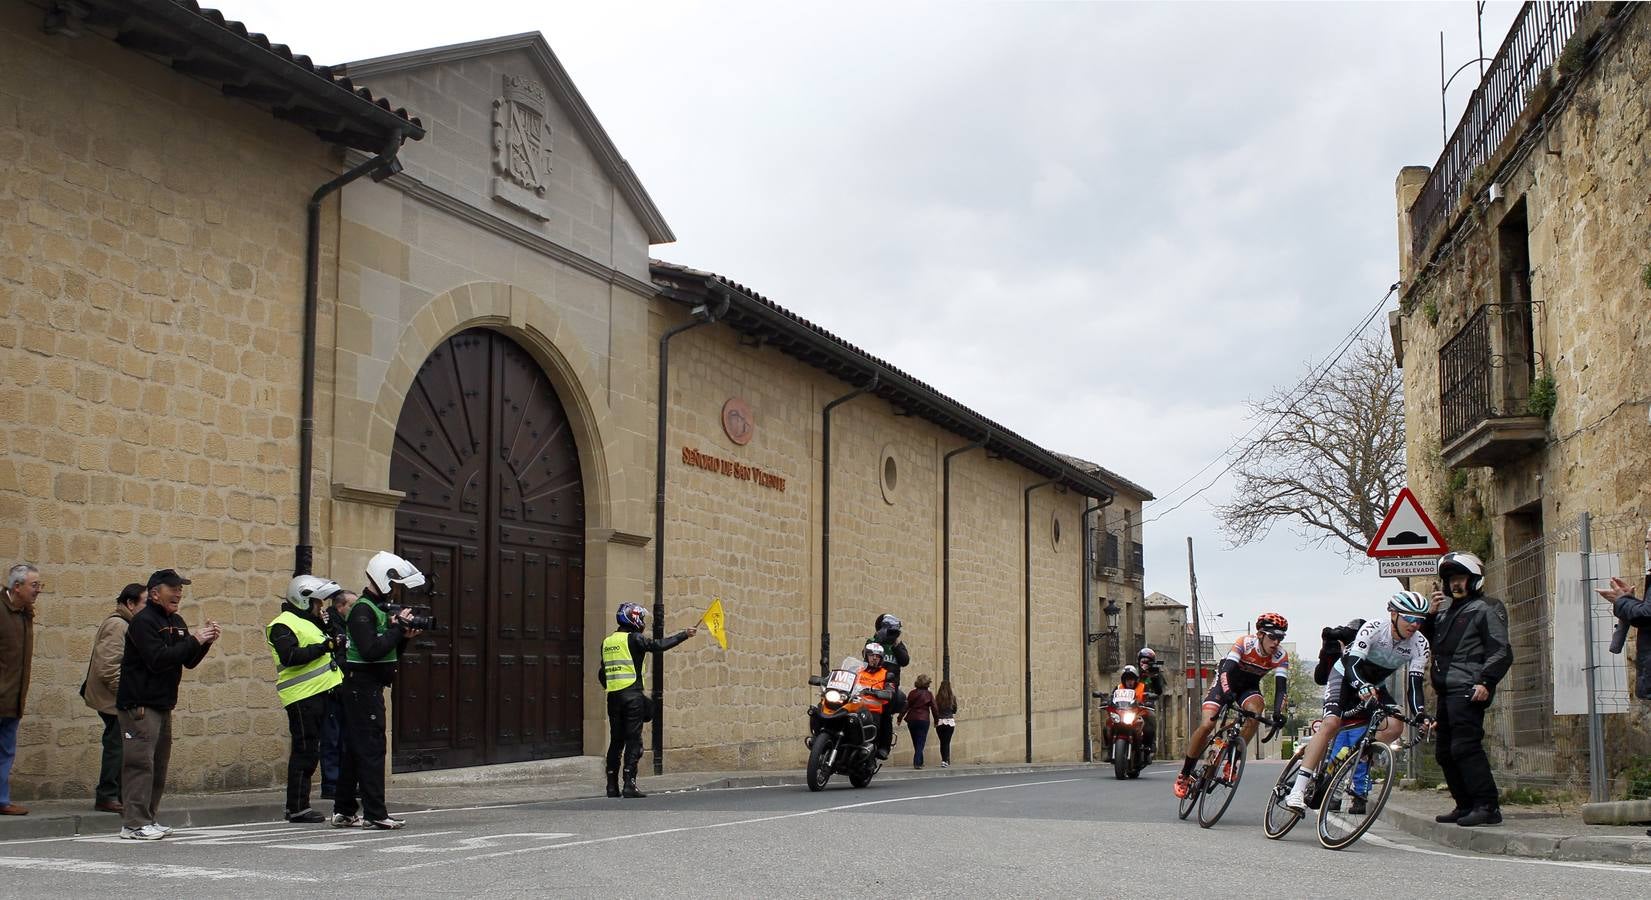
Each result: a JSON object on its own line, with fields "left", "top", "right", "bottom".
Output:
{"left": 1255, "top": 612, "right": 1289, "bottom": 638}
{"left": 1388, "top": 590, "right": 1431, "bottom": 617}
{"left": 863, "top": 641, "right": 886, "bottom": 667}
{"left": 365, "top": 551, "right": 425, "bottom": 595}
{"left": 1137, "top": 647, "right": 1156, "bottom": 664}
{"left": 286, "top": 574, "right": 343, "bottom": 607}
{"left": 874, "top": 613, "right": 902, "bottom": 635}
{"left": 616, "top": 602, "right": 647, "bottom": 631}
{"left": 1436, "top": 551, "right": 1485, "bottom": 595}
{"left": 1121, "top": 665, "right": 1139, "bottom": 682}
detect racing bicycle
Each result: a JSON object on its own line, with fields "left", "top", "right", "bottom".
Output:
{"left": 1177, "top": 703, "right": 1280, "bottom": 828}
{"left": 1264, "top": 702, "right": 1429, "bottom": 849}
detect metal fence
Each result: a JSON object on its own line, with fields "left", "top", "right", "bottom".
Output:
{"left": 1407, "top": 512, "right": 1649, "bottom": 801}
{"left": 1408, "top": 1, "right": 1585, "bottom": 264}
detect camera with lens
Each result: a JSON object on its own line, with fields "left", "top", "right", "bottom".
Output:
{"left": 385, "top": 603, "right": 437, "bottom": 631}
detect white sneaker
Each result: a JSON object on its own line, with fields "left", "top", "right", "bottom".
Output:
{"left": 330, "top": 813, "right": 364, "bottom": 828}
{"left": 1283, "top": 786, "right": 1307, "bottom": 812}
{"left": 365, "top": 816, "right": 404, "bottom": 830}
{"left": 119, "top": 824, "right": 166, "bottom": 840}
{"left": 150, "top": 823, "right": 174, "bottom": 835}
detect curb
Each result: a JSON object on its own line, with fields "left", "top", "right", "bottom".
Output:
{"left": 1384, "top": 799, "right": 1651, "bottom": 865}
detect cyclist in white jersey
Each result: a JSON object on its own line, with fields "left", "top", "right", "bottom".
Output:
{"left": 1285, "top": 591, "right": 1433, "bottom": 813}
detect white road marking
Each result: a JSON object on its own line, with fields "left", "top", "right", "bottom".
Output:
{"left": 1361, "top": 830, "right": 1651, "bottom": 873}
{"left": 263, "top": 830, "right": 463, "bottom": 852}
{"left": 346, "top": 777, "right": 1086, "bottom": 879}
{"left": 375, "top": 832, "right": 575, "bottom": 853}
{"left": 0, "top": 855, "right": 318, "bottom": 883}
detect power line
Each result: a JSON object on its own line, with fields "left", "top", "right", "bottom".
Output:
{"left": 1140, "top": 282, "right": 1398, "bottom": 526}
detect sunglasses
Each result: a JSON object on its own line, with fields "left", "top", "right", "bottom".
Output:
{"left": 1398, "top": 614, "right": 1428, "bottom": 624}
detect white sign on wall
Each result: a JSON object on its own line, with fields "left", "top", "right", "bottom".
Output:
{"left": 1553, "top": 552, "right": 1631, "bottom": 715}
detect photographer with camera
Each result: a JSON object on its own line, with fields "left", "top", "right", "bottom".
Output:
{"left": 870, "top": 614, "right": 911, "bottom": 760}
{"left": 267, "top": 575, "right": 347, "bottom": 823}
{"left": 333, "top": 552, "right": 425, "bottom": 830}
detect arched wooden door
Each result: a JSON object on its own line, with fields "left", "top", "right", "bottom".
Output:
{"left": 389, "top": 328, "right": 585, "bottom": 771}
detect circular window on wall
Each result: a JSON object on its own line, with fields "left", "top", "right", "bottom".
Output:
{"left": 1051, "top": 513, "right": 1063, "bottom": 550}
{"left": 879, "top": 445, "right": 899, "bottom": 504}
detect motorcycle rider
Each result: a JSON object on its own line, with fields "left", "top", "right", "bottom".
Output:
{"left": 1285, "top": 591, "right": 1432, "bottom": 814}
{"left": 1174, "top": 613, "right": 1290, "bottom": 800}
{"left": 600, "top": 602, "right": 697, "bottom": 799}
{"left": 1135, "top": 648, "right": 1165, "bottom": 752}
{"left": 856, "top": 642, "right": 891, "bottom": 713}
{"left": 1102, "top": 665, "right": 1145, "bottom": 762}
{"left": 869, "top": 614, "right": 910, "bottom": 760}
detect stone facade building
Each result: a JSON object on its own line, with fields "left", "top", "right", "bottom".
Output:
{"left": 0, "top": 4, "right": 1147, "bottom": 797}
{"left": 1143, "top": 591, "right": 1190, "bottom": 754}
{"left": 1390, "top": 3, "right": 1649, "bottom": 783}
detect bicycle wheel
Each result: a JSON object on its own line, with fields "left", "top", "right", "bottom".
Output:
{"left": 1317, "top": 740, "right": 1397, "bottom": 850}
{"left": 1197, "top": 736, "right": 1247, "bottom": 828}
{"left": 1177, "top": 740, "right": 1221, "bottom": 820}
{"left": 1264, "top": 749, "right": 1305, "bottom": 839}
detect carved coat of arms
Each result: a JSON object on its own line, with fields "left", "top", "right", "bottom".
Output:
{"left": 491, "top": 74, "right": 554, "bottom": 220}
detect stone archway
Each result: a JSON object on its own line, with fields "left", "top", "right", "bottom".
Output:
{"left": 388, "top": 327, "right": 586, "bottom": 770}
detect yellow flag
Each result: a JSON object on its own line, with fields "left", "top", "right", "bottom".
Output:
{"left": 700, "top": 598, "right": 728, "bottom": 650}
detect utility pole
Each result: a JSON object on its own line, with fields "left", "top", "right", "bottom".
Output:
{"left": 1187, "top": 537, "right": 1201, "bottom": 743}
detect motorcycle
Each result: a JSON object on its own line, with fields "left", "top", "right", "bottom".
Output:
{"left": 805, "top": 658, "right": 897, "bottom": 791}
{"left": 1095, "top": 687, "right": 1156, "bottom": 780}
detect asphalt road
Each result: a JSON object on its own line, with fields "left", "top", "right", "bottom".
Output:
{"left": 2, "top": 762, "right": 1648, "bottom": 897}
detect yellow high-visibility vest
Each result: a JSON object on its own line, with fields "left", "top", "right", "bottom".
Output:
{"left": 602, "top": 631, "right": 639, "bottom": 692}
{"left": 265, "top": 611, "right": 343, "bottom": 707}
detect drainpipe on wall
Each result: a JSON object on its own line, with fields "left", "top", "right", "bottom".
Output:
{"left": 819, "top": 373, "right": 880, "bottom": 676}
{"left": 294, "top": 141, "right": 407, "bottom": 576}
{"left": 651, "top": 287, "right": 730, "bottom": 776}
{"left": 941, "top": 432, "right": 990, "bottom": 684}
{"left": 1079, "top": 496, "right": 1112, "bottom": 764}
{"left": 1022, "top": 477, "right": 1058, "bottom": 763}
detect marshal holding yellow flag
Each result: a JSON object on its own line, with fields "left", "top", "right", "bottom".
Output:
{"left": 698, "top": 598, "right": 729, "bottom": 649}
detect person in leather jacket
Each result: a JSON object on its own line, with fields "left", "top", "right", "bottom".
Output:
{"left": 1425, "top": 552, "right": 1513, "bottom": 828}
{"left": 870, "top": 614, "right": 910, "bottom": 759}
{"left": 1315, "top": 619, "right": 1366, "bottom": 686}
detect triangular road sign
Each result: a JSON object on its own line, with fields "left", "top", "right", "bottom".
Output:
{"left": 1367, "top": 487, "right": 1449, "bottom": 558}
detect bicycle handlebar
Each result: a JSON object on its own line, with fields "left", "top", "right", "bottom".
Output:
{"left": 1221, "top": 704, "right": 1283, "bottom": 743}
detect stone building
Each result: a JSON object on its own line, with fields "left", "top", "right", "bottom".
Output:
{"left": 1390, "top": 2, "right": 1649, "bottom": 783}
{"left": 1143, "top": 591, "right": 1189, "bottom": 753}
{"left": 0, "top": 3, "right": 1147, "bottom": 797}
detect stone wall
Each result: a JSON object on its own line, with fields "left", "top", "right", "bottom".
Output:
{"left": 0, "top": 5, "right": 341, "bottom": 797}
{"left": 657, "top": 312, "right": 1096, "bottom": 770}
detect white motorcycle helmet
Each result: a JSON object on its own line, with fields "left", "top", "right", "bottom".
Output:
{"left": 365, "top": 551, "right": 426, "bottom": 596}
{"left": 287, "top": 574, "right": 343, "bottom": 608}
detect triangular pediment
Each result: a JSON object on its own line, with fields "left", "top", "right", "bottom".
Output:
{"left": 343, "top": 32, "right": 673, "bottom": 245}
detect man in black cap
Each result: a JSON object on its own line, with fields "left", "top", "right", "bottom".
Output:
{"left": 116, "top": 569, "right": 219, "bottom": 840}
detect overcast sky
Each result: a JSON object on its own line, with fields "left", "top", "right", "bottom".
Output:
{"left": 211, "top": 0, "right": 1521, "bottom": 649}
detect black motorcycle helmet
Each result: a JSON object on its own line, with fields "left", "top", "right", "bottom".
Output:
{"left": 875, "top": 613, "right": 902, "bottom": 639}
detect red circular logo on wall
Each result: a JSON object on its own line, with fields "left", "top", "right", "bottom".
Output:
{"left": 722, "top": 397, "right": 754, "bottom": 446}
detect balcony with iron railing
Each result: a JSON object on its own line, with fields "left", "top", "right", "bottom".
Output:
{"left": 1407, "top": 2, "right": 1586, "bottom": 266}
{"left": 1438, "top": 301, "right": 1547, "bottom": 468}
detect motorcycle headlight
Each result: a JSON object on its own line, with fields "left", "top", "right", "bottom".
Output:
{"left": 824, "top": 689, "right": 844, "bottom": 704}
{"left": 1121, "top": 711, "right": 1136, "bottom": 725}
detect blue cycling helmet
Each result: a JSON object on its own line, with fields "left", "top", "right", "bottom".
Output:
{"left": 616, "top": 602, "right": 647, "bottom": 631}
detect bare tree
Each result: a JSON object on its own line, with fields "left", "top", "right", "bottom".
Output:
{"left": 1216, "top": 331, "right": 1405, "bottom": 558}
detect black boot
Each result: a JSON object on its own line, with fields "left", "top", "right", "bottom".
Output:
{"left": 621, "top": 778, "right": 646, "bottom": 799}
{"left": 1434, "top": 806, "right": 1470, "bottom": 823}
{"left": 1456, "top": 805, "right": 1502, "bottom": 827}
{"left": 605, "top": 771, "right": 621, "bottom": 798}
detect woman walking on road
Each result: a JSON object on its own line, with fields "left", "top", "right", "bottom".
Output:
{"left": 901, "top": 675, "right": 937, "bottom": 769}
{"left": 934, "top": 680, "right": 958, "bottom": 767}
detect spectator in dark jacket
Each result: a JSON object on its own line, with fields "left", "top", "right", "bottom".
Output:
{"left": 318, "top": 590, "right": 355, "bottom": 799}
{"left": 900, "top": 675, "right": 937, "bottom": 769}
{"left": 1426, "top": 552, "right": 1512, "bottom": 828}
{"left": 1598, "top": 550, "right": 1651, "bottom": 839}
{"left": 116, "top": 569, "right": 218, "bottom": 840}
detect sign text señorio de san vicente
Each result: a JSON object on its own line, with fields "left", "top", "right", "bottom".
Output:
{"left": 682, "top": 446, "right": 787, "bottom": 492}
